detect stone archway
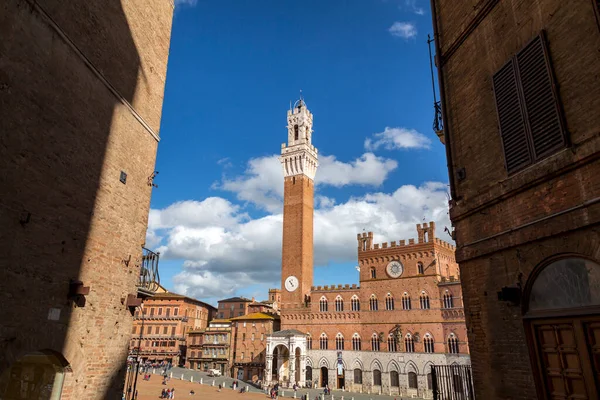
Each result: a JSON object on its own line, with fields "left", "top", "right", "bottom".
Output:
{"left": 0, "top": 350, "right": 70, "bottom": 400}
{"left": 265, "top": 329, "right": 308, "bottom": 388}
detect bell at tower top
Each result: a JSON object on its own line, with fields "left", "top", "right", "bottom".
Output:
{"left": 280, "top": 96, "right": 319, "bottom": 180}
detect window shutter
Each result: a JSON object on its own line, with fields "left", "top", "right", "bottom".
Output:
{"left": 516, "top": 34, "right": 566, "bottom": 159}
{"left": 493, "top": 60, "right": 531, "bottom": 172}
{"left": 493, "top": 32, "right": 566, "bottom": 174}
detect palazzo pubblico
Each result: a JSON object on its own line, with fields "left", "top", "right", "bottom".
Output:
{"left": 264, "top": 99, "right": 471, "bottom": 398}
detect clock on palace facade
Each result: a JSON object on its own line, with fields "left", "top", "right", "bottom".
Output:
{"left": 386, "top": 260, "right": 404, "bottom": 278}
{"left": 285, "top": 276, "right": 299, "bottom": 292}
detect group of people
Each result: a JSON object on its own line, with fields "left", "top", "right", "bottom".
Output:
{"left": 160, "top": 387, "right": 175, "bottom": 399}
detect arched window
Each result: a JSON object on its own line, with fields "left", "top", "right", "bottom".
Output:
{"left": 402, "top": 292, "right": 412, "bottom": 310}
{"left": 387, "top": 334, "right": 397, "bottom": 352}
{"left": 390, "top": 370, "right": 400, "bottom": 387}
{"left": 335, "top": 296, "right": 344, "bottom": 312}
{"left": 352, "top": 334, "right": 361, "bottom": 351}
{"left": 351, "top": 295, "right": 360, "bottom": 311}
{"left": 320, "top": 296, "right": 328, "bottom": 312}
{"left": 353, "top": 369, "right": 363, "bottom": 384}
{"left": 408, "top": 372, "right": 418, "bottom": 389}
{"left": 443, "top": 290, "right": 454, "bottom": 309}
{"left": 294, "top": 124, "right": 299, "bottom": 140}
{"left": 405, "top": 334, "right": 415, "bottom": 353}
{"left": 385, "top": 293, "right": 395, "bottom": 310}
{"left": 370, "top": 267, "right": 376, "bottom": 279}
{"left": 373, "top": 369, "right": 382, "bottom": 386}
{"left": 319, "top": 333, "right": 328, "bottom": 350}
{"left": 417, "top": 262, "right": 424, "bottom": 275}
{"left": 371, "top": 334, "right": 380, "bottom": 351}
{"left": 448, "top": 333, "right": 459, "bottom": 354}
{"left": 369, "top": 294, "right": 378, "bottom": 311}
{"left": 420, "top": 291, "right": 430, "bottom": 309}
{"left": 423, "top": 333, "right": 434, "bottom": 353}
{"left": 307, "top": 334, "right": 312, "bottom": 350}
{"left": 335, "top": 333, "right": 344, "bottom": 350}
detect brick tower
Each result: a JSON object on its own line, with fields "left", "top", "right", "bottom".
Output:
{"left": 279, "top": 98, "right": 318, "bottom": 312}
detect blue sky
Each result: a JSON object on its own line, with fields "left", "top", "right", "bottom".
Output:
{"left": 147, "top": 0, "right": 451, "bottom": 306}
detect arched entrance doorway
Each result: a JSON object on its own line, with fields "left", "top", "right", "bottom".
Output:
{"left": 523, "top": 256, "right": 600, "bottom": 398}
{"left": 320, "top": 367, "right": 328, "bottom": 388}
{"left": 0, "top": 350, "right": 70, "bottom": 400}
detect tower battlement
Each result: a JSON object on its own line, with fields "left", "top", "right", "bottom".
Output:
{"left": 357, "top": 221, "right": 454, "bottom": 253}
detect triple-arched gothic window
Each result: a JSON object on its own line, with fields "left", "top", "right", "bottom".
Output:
{"left": 402, "top": 292, "right": 412, "bottom": 310}
{"left": 420, "top": 291, "right": 430, "bottom": 309}
{"left": 351, "top": 295, "right": 360, "bottom": 311}
{"left": 335, "top": 296, "right": 344, "bottom": 312}
{"left": 387, "top": 334, "right": 397, "bottom": 352}
{"left": 405, "top": 333, "right": 415, "bottom": 353}
{"left": 423, "top": 333, "right": 435, "bottom": 353}
{"left": 335, "top": 333, "right": 344, "bottom": 350}
{"left": 369, "top": 294, "right": 378, "bottom": 311}
{"left": 319, "top": 333, "right": 328, "bottom": 350}
{"left": 448, "top": 333, "right": 459, "bottom": 354}
{"left": 417, "top": 262, "right": 424, "bottom": 275}
{"left": 385, "top": 293, "right": 395, "bottom": 310}
{"left": 319, "top": 296, "right": 328, "bottom": 312}
{"left": 352, "top": 333, "right": 361, "bottom": 351}
{"left": 306, "top": 334, "right": 312, "bottom": 350}
{"left": 443, "top": 290, "right": 454, "bottom": 309}
{"left": 371, "top": 333, "right": 380, "bottom": 351}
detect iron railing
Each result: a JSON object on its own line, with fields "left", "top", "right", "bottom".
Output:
{"left": 431, "top": 364, "right": 476, "bottom": 400}
{"left": 139, "top": 247, "right": 160, "bottom": 294}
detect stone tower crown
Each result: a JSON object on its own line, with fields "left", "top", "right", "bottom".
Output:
{"left": 279, "top": 98, "right": 318, "bottom": 180}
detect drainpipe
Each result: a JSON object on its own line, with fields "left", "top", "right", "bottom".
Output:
{"left": 429, "top": 0, "right": 458, "bottom": 201}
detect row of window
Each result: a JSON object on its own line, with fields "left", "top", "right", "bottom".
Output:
{"left": 320, "top": 292, "right": 454, "bottom": 312}
{"left": 132, "top": 340, "right": 177, "bottom": 348}
{"left": 240, "top": 333, "right": 265, "bottom": 341}
{"left": 203, "top": 347, "right": 227, "bottom": 356}
{"left": 307, "top": 333, "right": 460, "bottom": 354}
{"left": 133, "top": 325, "right": 178, "bottom": 336}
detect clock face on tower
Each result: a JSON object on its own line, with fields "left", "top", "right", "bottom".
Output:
{"left": 386, "top": 261, "right": 404, "bottom": 278}
{"left": 285, "top": 276, "right": 299, "bottom": 292}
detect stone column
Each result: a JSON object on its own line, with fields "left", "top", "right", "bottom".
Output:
{"left": 266, "top": 354, "right": 273, "bottom": 385}
{"left": 299, "top": 355, "right": 306, "bottom": 387}
{"left": 289, "top": 354, "right": 296, "bottom": 386}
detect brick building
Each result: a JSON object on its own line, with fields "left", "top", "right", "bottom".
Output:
{"left": 217, "top": 297, "right": 254, "bottom": 319}
{"left": 264, "top": 99, "right": 470, "bottom": 398}
{"left": 0, "top": 1, "right": 173, "bottom": 399}
{"left": 231, "top": 313, "right": 281, "bottom": 382}
{"left": 129, "top": 289, "right": 216, "bottom": 367}
{"left": 430, "top": 0, "right": 600, "bottom": 398}
{"left": 195, "top": 319, "right": 233, "bottom": 376}
{"left": 185, "top": 330, "right": 204, "bottom": 370}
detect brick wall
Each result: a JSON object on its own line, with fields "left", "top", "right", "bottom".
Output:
{"left": 0, "top": 0, "right": 173, "bottom": 398}
{"left": 433, "top": 0, "right": 600, "bottom": 398}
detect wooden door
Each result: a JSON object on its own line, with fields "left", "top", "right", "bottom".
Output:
{"left": 529, "top": 317, "right": 600, "bottom": 399}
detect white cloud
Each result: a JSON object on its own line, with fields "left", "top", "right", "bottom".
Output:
{"left": 365, "top": 127, "right": 431, "bottom": 151}
{"left": 389, "top": 22, "right": 418, "bottom": 39}
{"left": 174, "top": 0, "right": 198, "bottom": 7}
{"left": 318, "top": 153, "right": 397, "bottom": 187}
{"left": 216, "top": 153, "right": 398, "bottom": 212}
{"left": 403, "top": 0, "right": 425, "bottom": 15}
{"left": 147, "top": 182, "right": 452, "bottom": 300}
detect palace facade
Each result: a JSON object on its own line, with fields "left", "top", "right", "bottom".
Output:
{"left": 265, "top": 99, "right": 471, "bottom": 398}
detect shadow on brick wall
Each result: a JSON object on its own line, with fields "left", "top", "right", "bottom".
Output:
{"left": 0, "top": 0, "right": 142, "bottom": 398}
